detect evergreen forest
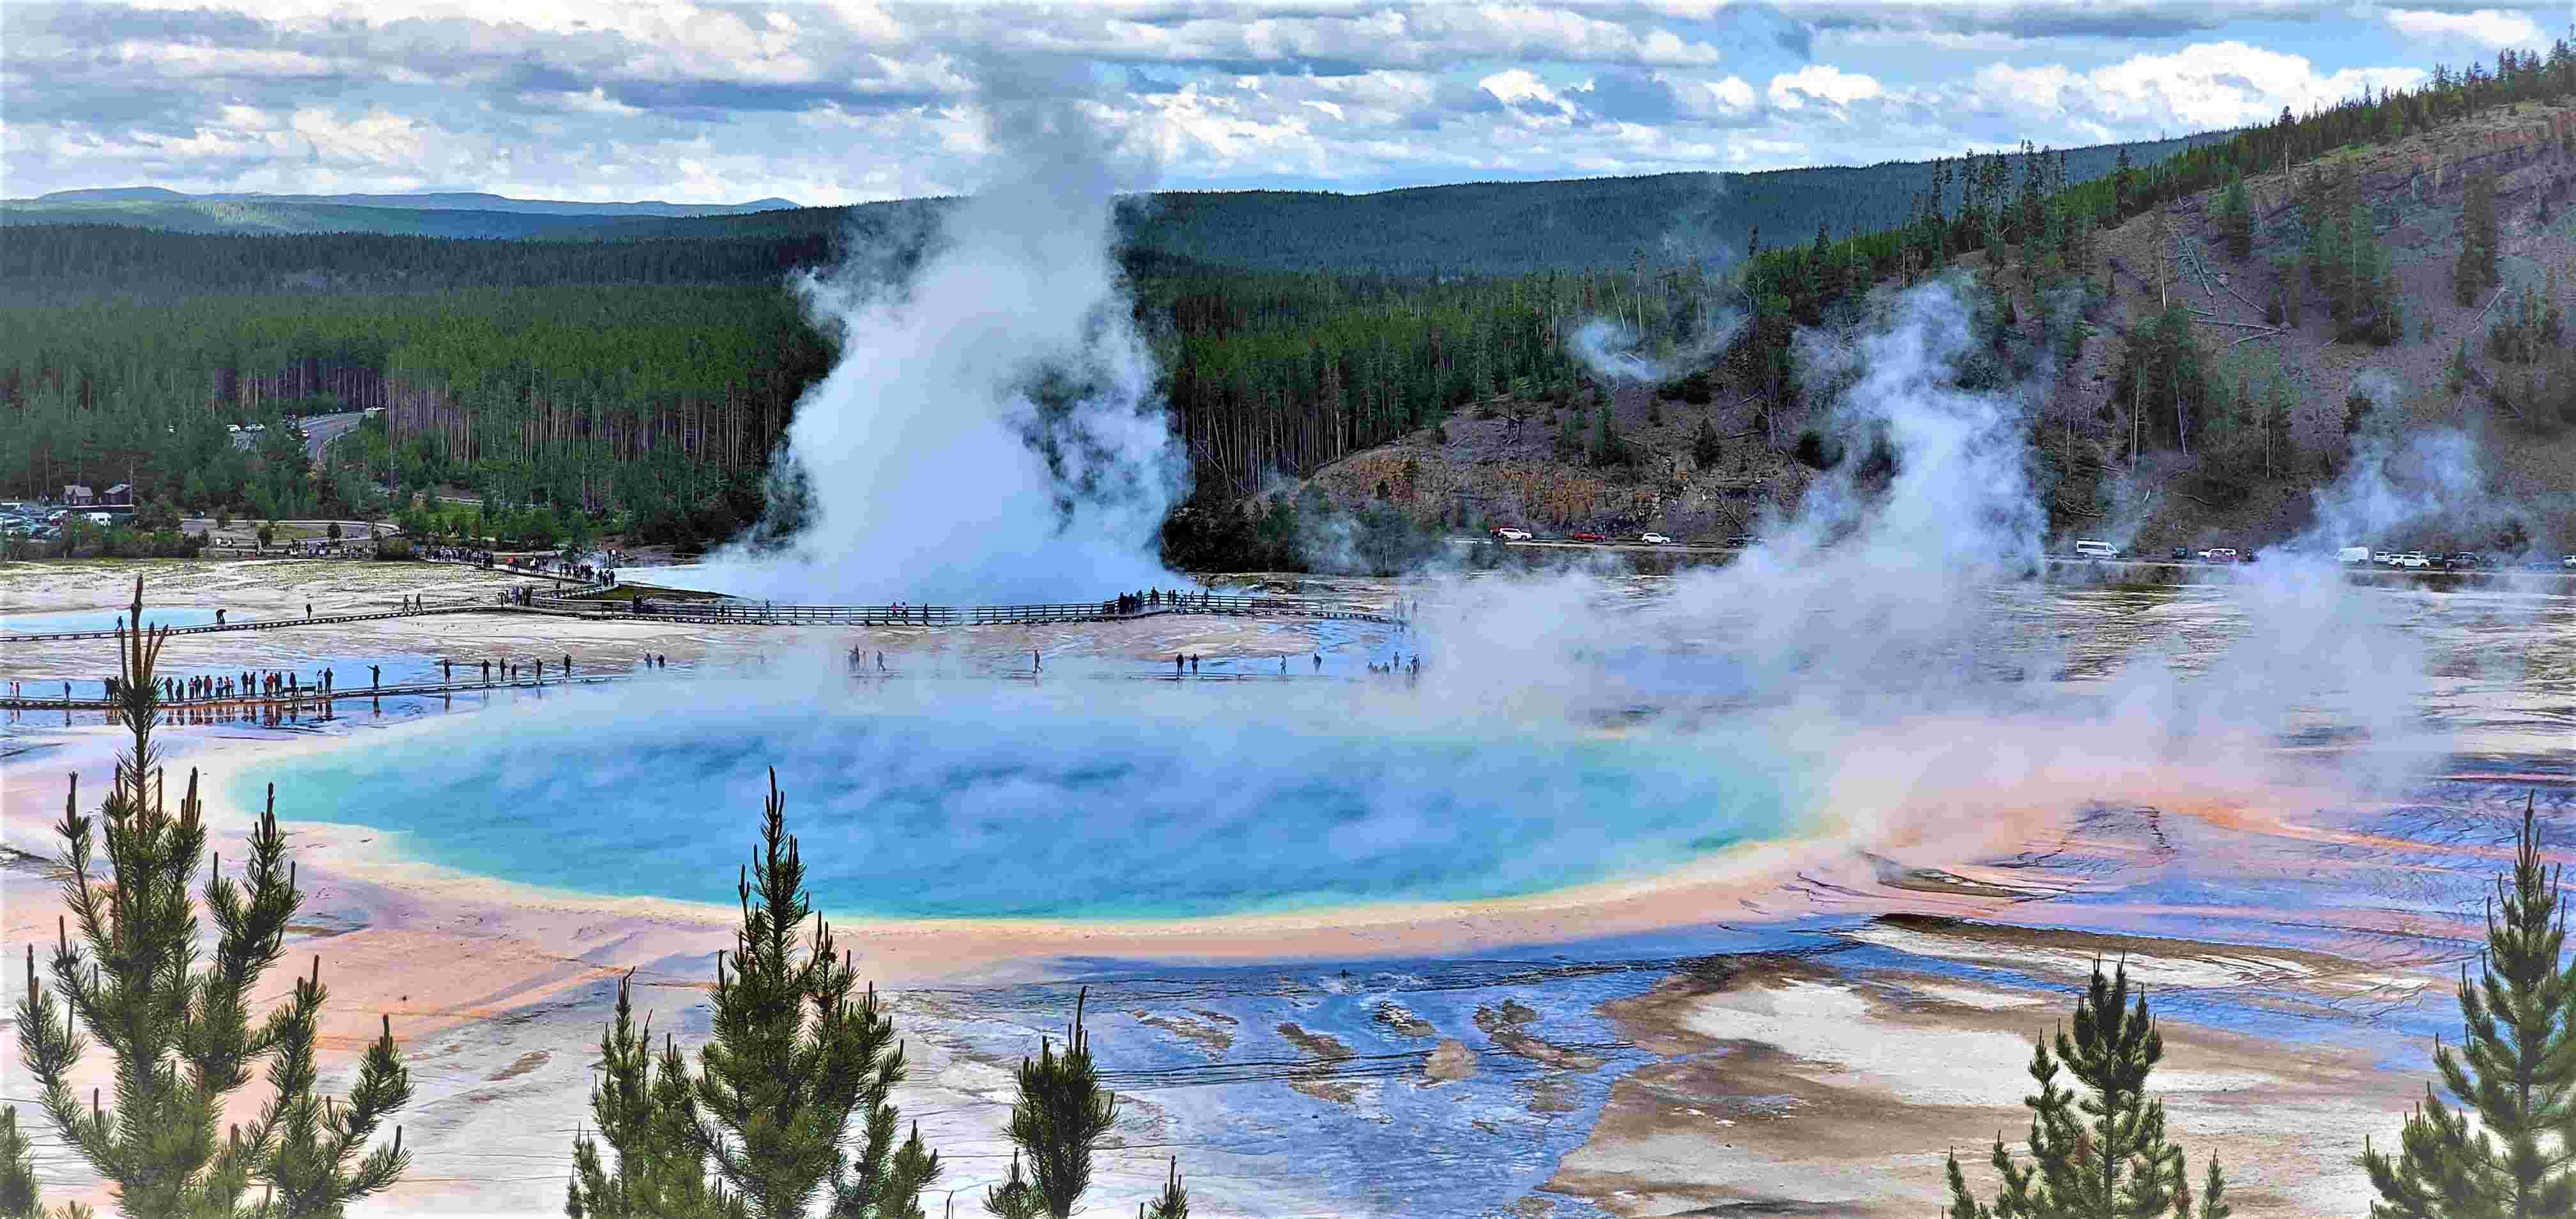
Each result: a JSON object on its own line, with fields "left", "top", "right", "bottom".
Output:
{"left": 6, "top": 40, "right": 2576, "bottom": 562}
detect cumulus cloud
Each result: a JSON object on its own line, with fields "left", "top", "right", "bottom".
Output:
{"left": 1972, "top": 41, "right": 2428, "bottom": 132}
{"left": 0, "top": 0, "right": 2487, "bottom": 201}
{"left": 1767, "top": 63, "right": 1883, "bottom": 109}
{"left": 2382, "top": 7, "right": 2548, "bottom": 48}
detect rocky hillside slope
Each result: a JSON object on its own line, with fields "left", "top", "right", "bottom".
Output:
{"left": 1285, "top": 102, "right": 2576, "bottom": 560}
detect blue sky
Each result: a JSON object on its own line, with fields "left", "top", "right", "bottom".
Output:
{"left": 4, "top": 1, "right": 2570, "bottom": 204}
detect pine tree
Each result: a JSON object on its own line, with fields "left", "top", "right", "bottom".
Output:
{"left": 1590, "top": 409, "right": 1629, "bottom": 468}
{"left": 1941, "top": 958, "right": 2200, "bottom": 1219}
{"left": 689, "top": 770, "right": 933, "bottom": 1219}
{"left": 14, "top": 579, "right": 412, "bottom": 1219}
{"left": 997, "top": 992, "right": 1119, "bottom": 1219}
{"left": 1142, "top": 1159, "right": 1188, "bottom": 1219}
{"left": 983, "top": 1153, "right": 1041, "bottom": 1219}
{"left": 2196, "top": 1157, "right": 2233, "bottom": 1219}
{"left": 2218, "top": 171, "right": 2255, "bottom": 261}
{"left": 2468, "top": 167, "right": 2501, "bottom": 291}
{"left": 1692, "top": 417, "right": 1724, "bottom": 468}
{"left": 567, "top": 974, "right": 741, "bottom": 1219}
{"left": 2363, "top": 792, "right": 2576, "bottom": 1219}
{"left": 0, "top": 1107, "right": 36, "bottom": 1219}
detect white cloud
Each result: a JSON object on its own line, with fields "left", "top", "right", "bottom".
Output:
{"left": 0, "top": 1, "right": 2463, "bottom": 202}
{"left": 1680, "top": 74, "right": 1761, "bottom": 118}
{"left": 2382, "top": 7, "right": 2546, "bottom": 48}
{"left": 1767, "top": 64, "right": 1882, "bottom": 109}
{"left": 1975, "top": 41, "right": 2426, "bottom": 132}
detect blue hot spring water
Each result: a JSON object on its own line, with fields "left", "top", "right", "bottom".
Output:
{"left": 4, "top": 607, "right": 227, "bottom": 634}
{"left": 228, "top": 682, "right": 1803, "bottom": 920}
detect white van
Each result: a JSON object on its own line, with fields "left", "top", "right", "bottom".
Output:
{"left": 2072, "top": 540, "right": 2119, "bottom": 560}
{"left": 2336, "top": 546, "right": 2371, "bottom": 564}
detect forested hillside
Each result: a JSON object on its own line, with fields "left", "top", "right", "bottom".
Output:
{"left": 8, "top": 40, "right": 2574, "bottom": 567}
{"left": 22, "top": 187, "right": 799, "bottom": 215}
{"left": 2, "top": 134, "right": 2228, "bottom": 274}
{"left": 1219, "top": 41, "right": 2576, "bottom": 566}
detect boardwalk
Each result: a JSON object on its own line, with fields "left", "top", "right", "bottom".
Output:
{"left": 3, "top": 590, "right": 1404, "bottom": 643}
{"left": 0, "top": 666, "right": 1402, "bottom": 711}
{"left": 536, "top": 591, "right": 1404, "bottom": 627}
{"left": 3, "top": 670, "right": 640, "bottom": 710}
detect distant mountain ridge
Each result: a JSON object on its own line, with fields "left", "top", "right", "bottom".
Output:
{"left": 23, "top": 188, "right": 801, "bottom": 216}
{"left": 3, "top": 132, "right": 2234, "bottom": 276}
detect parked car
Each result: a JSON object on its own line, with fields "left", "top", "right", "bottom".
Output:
{"left": 2336, "top": 546, "right": 2372, "bottom": 564}
{"left": 2072, "top": 540, "right": 2119, "bottom": 560}
{"left": 2563, "top": 554, "right": 2576, "bottom": 568}
{"left": 2201, "top": 548, "right": 2239, "bottom": 563}
{"left": 1568, "top": 532, "right": 1606, "bottom": 542}
{"left": 1492, "top": 527, "right": 1531, "bottom": 541}
{"left": 2446, "top": 552, "right": 2484, "bottom": 569}
{"left": 2395, "top": 552, "right": 2430, "bottom": 569}
{"left": 2372, "top": 551, "right": 2396, "bottom": 565}
{"left": 1639, "top": 533, "right": 1671, "bottom": 545}
{"left": 2171, "top": 547, "right": 2191, "bottom": 562}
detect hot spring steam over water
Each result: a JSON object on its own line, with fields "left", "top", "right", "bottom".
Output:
{"left": 229, "top": 682, "right": 1802, "bottom": 920}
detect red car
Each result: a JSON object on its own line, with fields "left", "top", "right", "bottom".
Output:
{"left": 1568, "top": 532, "right": 1606, "bottom": 542}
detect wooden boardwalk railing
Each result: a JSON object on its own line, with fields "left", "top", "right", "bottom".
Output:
{"left": 535, "top": 592, "right": 1402, "bottom": 627}
{"left": 2, "top": 670, "right": 640, "bottom": 710}
{"left": 4, "top": 590, "right": 1401, "bottom": 644}
{"left": 0, "top": 605, "right": 497, "bottom": 643}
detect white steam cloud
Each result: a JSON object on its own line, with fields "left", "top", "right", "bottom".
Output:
{"left": 1563, "top": 307, "right": 1748, "bottom": 386}
{"left": 693, "top": 98, "right": 1186, "bottom": 602}
{"left": 1561, "top": 183, "right": 1747, "bottom": 385}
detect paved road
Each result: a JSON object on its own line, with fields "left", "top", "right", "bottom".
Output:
{"left": 299, "top": 411, "right": 367, "bottom": 461}
{"left": 222, "top": 411, "right": 367, "bottom": 461}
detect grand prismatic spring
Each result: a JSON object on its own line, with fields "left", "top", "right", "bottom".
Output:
{"left": 5, "top": 56, "right": 2576, "bottom": 1219}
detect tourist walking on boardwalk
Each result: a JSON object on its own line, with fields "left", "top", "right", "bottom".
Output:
{"left": 1032, "top": 649, "right": 1041, "bottom": 672}
{"left": 1312, "top": 653, "right": 1322, "bottom": 671}
{"left": 563, "top": 654, "right": 571, "bottom": 674}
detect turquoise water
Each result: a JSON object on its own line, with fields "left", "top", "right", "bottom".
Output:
{"left": 228, "top": 683, "right": 1802, "bottom": 920}
{"left": 4, "top": 607, "right": 225, "bottom": 633}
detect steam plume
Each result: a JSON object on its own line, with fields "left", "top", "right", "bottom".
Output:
{"left": 699, "top": 96, "right": 1185, "bottom": 602}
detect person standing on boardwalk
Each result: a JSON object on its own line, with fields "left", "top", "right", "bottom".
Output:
{"left": 563, "top": 654, "right": 572, "bottom": 675}
{"left": 305, "top": 602, "right": 312, "bottom": 618}
{"left": 1174, "top": 653, "right": 1184, "bottom": 674}
{"left": 1032, "top": 649, "right": 1041, "bottom": 672}
{"left": 370, "top": 664, "right": 380, "bottom": 690}
{"left": 442, "top": 659, "right": 452, "bottom": 682}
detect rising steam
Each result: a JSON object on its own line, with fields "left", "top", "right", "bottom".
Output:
{"left": 698, "top": 98, "right": 1186, "bottom": 602}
